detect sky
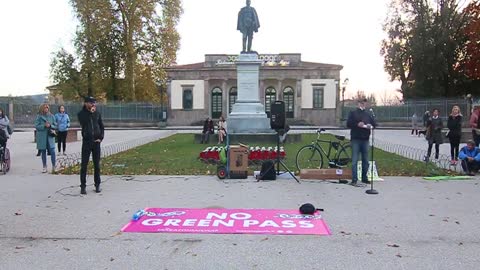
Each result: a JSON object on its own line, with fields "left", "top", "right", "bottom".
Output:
{"left": 0, "top": 0, "right": 401, "bottom": 99}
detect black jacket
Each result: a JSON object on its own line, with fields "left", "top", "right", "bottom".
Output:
{"left": 346, "top": 108, "right": 377, "bottom": 140}
{"left": 78, "top": 106, "right": 104, "bottom": 142}
{"left": 447, "top": 115, "right": 462, "bottom": 138}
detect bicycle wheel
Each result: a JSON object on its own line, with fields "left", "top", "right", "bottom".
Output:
{"left": 0, "top": 154, "right": 5, "bottom": 174}
{"left": 296, "top": 145, "right": 323, "bottom": 171}
{"left": 5, "top": 148, "right": 10, "bottom": 172}
{"left": 335, "top": 144, "right": 352, "bottom": 168}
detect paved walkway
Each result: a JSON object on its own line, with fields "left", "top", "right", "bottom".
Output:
{"left": 329, "top": 129, "right": 464, "bottom": 170}
{"left": 1, "top": 129, "right": 480, "bottom": 269}
{"left": 6, "top": 129, "right": 175, "bottom": 176}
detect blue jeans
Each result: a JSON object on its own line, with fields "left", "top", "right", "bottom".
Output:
{"left": 351, "top": 139, "right": 369, "bottom": 182}
{"left": 40, "top": 148, "right": 56, "bottom": 168}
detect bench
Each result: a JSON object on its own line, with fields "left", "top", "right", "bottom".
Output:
{"left": 34, "top": 128, "right": 80, "bottom": 143}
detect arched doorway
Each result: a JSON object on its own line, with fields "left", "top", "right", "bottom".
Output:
{"left": 283, "top": 87, "right": 294, "bottom": 118}
{"left": 211, "top": 87, "right": 222, "bottom": 119}
{"left": 265, "top": 87, "right": 276, "bottom": 118}
{"left": 229, "top": 87, "right": 237, "bottom": 113}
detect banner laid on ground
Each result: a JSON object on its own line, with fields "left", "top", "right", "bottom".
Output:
{"left": 121, "top": 208, "right": 331, "bottom": 235}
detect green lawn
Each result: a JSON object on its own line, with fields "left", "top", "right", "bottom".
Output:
{"left": 62, "top": 133, "right": 452, "bottom": 177}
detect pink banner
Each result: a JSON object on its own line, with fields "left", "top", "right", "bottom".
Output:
{"left": 121, "top": 208, "right": 330, "bottom": 235}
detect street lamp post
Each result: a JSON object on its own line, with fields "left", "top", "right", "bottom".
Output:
{"left": 342, "top": 78, "right": 349, "bottom": 120}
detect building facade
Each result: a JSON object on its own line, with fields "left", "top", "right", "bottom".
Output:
{"left": 166, "top": 53, "right": 343, "bottom": 126}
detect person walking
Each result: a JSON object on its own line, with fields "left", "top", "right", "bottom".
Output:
{"left": 424, "top": 108, "right": 443, "bottom": 162}
{"left": 346, "top": 97, "right": 377, "bottom": 187}
{"left": 78, "top": 97, "right": 104, "bottom": 195}
{"left": 54, "top": 105, "right": 71, "bottom": 155}
{"left": 34, "top": 104, "right": 57, "bottom": 173}
{"left": 411, "top": 113, "right": 418, "bottom": 136}
{"left": 447, "top": 105, "right": 462, "bottom": 165}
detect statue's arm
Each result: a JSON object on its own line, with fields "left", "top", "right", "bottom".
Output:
{"left": 254, "top": 8, "right": 260, "bottom": 30}
{"left": 237, "top": 11, "right": 241, "bottom": 31}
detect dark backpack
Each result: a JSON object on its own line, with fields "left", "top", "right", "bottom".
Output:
{"left": 258, "top": 160, "right": 276, "bottom": 181}
{"left": 0, "top": 129, "right": 7, "bottom": 143}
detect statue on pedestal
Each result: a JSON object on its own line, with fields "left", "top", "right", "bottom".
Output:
{"left": 237, "top": 0, "right": 260, "bottom": 53}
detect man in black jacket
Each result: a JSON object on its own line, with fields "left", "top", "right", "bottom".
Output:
{"left": 346, "top": 98, "right": 377, "bottom": 187}
{"left": 78, "top": 96, "right": 104, "bottom": 194}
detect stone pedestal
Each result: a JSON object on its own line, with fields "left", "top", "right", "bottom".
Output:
{"left": 228, "top": 53, "right": 273, "bottom": 134}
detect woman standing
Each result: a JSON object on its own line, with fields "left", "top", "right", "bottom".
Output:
{"left": 55, "top": 105, "right": 70, "bottom": 155}
{"left": 447, "top": 105, "right": 462, "bottom": 165}
{"left": 0, "top": 108, "right": 10, "bottom": 148}
{"left": 217, "top": 116, "right": 227, "bottom": 144}
{"left": 34, "top": 104, "right": 57, "bottom": 173}
{"left": 424, "top": 108, "right": 443, "bottom": 162}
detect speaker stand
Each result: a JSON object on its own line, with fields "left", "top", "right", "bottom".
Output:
{"left": 274, "top": 129, "right": 300, "bottom": 183}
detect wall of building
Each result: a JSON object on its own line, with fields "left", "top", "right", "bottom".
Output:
{"left": 301, "top": 79, "right": 337, "bottom": 109}
{"left": 300, "top": 108, "right": 337, "bottom": 126}
{"left": 170, "top": 80, "right": 204, "bottom": 109}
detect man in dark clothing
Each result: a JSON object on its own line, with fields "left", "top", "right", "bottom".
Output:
{"left": 346, "top": 98, "right": 377, "bottom": 187}
{"left": 78, "top": 96, "right": 104, "bottom": 195}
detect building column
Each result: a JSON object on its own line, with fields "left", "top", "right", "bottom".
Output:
{"left": 259, "top": 80, "right": 265, "bottom": 105}
{"left": 277, "top": 80, "right": 283, "bottom": 101}
{"left": 222, "top": 80, "right": 228, "bottom": 118}
{"left": 204, "top": 80, "right": 210, "bottom": 117}
{"left": 295, "top": 79, "right": 302, "bottom": 119}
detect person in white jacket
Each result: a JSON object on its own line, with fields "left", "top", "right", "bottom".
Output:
{"left": 217, "top": 116, "right": 227, "bottom": 144}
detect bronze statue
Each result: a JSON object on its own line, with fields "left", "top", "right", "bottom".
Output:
{"left": 237, "top": 0, "right": 260, "bottom": 53}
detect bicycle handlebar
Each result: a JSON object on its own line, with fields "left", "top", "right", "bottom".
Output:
{"left": 316, "top": 128, "right": 326, "bottom": 134}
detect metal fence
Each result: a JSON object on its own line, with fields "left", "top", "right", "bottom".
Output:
{"left": 11, "top": 102, "right": 167, "bottom": 125}
{"left": 342, "top": 98, "right": 469, "bottom": 121}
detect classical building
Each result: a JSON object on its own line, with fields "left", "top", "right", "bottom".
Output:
{"left": 166, "top": 53, "right": 343, "bottom": 126}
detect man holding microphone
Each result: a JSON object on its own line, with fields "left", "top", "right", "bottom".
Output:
{"left": 78, "top": 96, "right": 104, "bottom": 195}
{"left": 346, "top": 97, "right": 377, "bottom": 187}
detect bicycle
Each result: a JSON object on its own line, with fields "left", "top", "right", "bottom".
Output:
{"left": 296, "top": 128, "right": 351, "bottom": 170}
{"left": 0, "top": 146, "right": 10, "bottom": 174}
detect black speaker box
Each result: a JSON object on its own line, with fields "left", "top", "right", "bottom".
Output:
{"left": 270, "top": 101, "right": 286, "bottom": 130}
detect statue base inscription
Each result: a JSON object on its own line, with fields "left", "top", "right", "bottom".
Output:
{"left": 228, "top": 53, "right": 273, "bottom": 134}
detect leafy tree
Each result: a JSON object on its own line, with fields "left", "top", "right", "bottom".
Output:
{"left": 460, "top": 1, "right": 480, "bottom": 81}
{"left": 113, "top": 0, "right": 182, "bottom": 101}
{"left": 381, "top": 0, "right": 471, "bottom": 99}
{"left": 49, "top": 48, "right": 84, "bottom": 100}
{"left": 50, "top": 0, "right": 183, "bottom": 102}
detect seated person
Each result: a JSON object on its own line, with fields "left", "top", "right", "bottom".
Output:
{"left": 217, "top": 116, "right": 227, "bottom": 144}
{"left": 458, "top": 140, "right": 480, "bottom": 176}
{"left": 201, "top": 117, "right": 214, "bottom": 144}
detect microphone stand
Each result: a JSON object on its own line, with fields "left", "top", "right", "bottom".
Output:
{"left": 366, "top": 112, "right": 379, "bottom": 195}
